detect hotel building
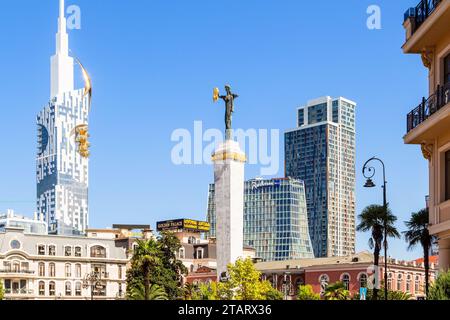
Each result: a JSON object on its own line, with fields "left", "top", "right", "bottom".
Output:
{"left": 403, "top": 0, "right": 450, "bottom": 271}
{"left": 285, "top": 97, "right": 356, "bottom": 258}
{"left": 207, "top": 178, "right": 314, "bottom": 262}
{"left": 36, "top": 0, "right": 91, "bottom": 236}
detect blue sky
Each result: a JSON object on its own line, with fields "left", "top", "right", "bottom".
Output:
{"left": 0, "top": 0, "right": 429, "bottom": 260}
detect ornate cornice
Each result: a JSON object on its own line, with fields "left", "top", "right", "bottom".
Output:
{"left": 421, "top": 143, "right": 433, "bottom": 161}
{"left": 421, "top": 48, "right": 434, "bottom": 70}
{"left": 211, "top": 152, "right": 247, "bottom": 163}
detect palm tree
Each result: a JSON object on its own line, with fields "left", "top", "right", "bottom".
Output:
{"left": 404, "top": 208, "right": 435, "bottom": 298}
{"left": 132, "top": 239, "right": 161, "bottom": 300}
{"left": 323, "top": 282, "right": 350, "bottom": 300}
{"left": 129, "top": 283, "right": 168, "bottom": 300}
{"left": 183, "top": 282, "right": 197, "bottom": 300}
{"left": 357, "top": 204, "right": 400, "bottom": 300}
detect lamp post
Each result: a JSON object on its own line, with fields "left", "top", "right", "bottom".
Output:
{"left": 83, "top": 272, "right": 102, "bottom": 301}
{"left": 362, "top": 157, "right": 388, "bottom": 301}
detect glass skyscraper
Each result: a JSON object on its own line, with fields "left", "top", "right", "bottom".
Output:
{"left": 207, "top": 177, "right": 314, "bottom": 262}
{"left": 285, "top": 97, "right": 356, "bottom": 258}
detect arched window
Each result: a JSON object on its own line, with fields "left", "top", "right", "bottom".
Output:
{"left": 406, "top": 274, "right": 412, "bottom": 292}
{"left": 65, "top": 263, "right": 72, "bottom": 277}
{"left": 49, "top": 263, "right": 56, "bottom": 277}
{"left": 415, "top": 275, "right": 420, "bottom": 293}
{"left": 397, "top": 274, "right": 403, "bottom": 291}
{"left": 359, "top": 273, "right": 368, "bottom": 288}
{"left": 75, "top": 282, "right": 82, "bottom": 296}
{"left": 74, "top": 246, "right": 82, "bottom": 257}
{"left": 387, "top": 273, "right": 393, "bottom": 290}
{"left": 179, "top": 248, "right": 185, "bottom": 259}
{"left": 319, "top": 274, "right": 329, "bottom": 284}
{"left": 39, "top": 281, "right": 45, "bottom": 296}
{"left": 38, "top": 262, "right": 45, "bottom": 277}
{"left": 48, "top": 245, "right": 56, "bottom": 256}
{"left": 188, "top": 236, "right": 197, "bottom": 244}
{"left": 49, "top": 281, "right": 56, "bottom": 296}
{"left": 65, "top": 282, "right": 72, "bottom": 296}
{"left": 196, "top": 248, "right": 204, "bottom": 260}
{"left": 341, "top": 274, "right": 350, "bottom": 290}
{"left": 90, "top": 245, "right": 106, "bottom": 258}
{"left": 75, "top": 264, "right": 82, "bottom": 278}
{"left": 64, "top": 246, "right": 72, "bottom": 257}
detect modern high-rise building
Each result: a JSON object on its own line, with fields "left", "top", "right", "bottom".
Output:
{"left": 207, "top": 177, "right": 314, "bottom": 262}
{"left": 36, "top": 0, "right": 91, "bottom": 235}
{"left": 285, "top": 96, "right": 356, "bottom": 258}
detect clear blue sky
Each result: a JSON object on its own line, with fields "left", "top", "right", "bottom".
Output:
{"left": 0, "top": 0, "right": 429, "bottom": 260}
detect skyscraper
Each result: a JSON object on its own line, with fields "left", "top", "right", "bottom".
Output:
{"left": 207, "top": 177, "right": 314, "bottom": 261}
{"left": 36, "top": 0, "right": 91, "bottom": 235}
{"left": 285, "top": 97, "right": 356, "bottom": 258}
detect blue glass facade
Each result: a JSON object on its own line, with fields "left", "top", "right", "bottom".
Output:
{"left": 207, "top": 178, "right": 314, "bottom": 262}
{"left": 285, "top": 97, "right": 356, "bottom": 258}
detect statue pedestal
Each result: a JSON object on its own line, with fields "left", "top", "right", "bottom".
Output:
{"left": 212, "top": 139, "right": 246, "bottom": 280}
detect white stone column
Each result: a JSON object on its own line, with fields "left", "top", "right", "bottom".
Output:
{"left": 212, "top": 139, "right": 246, "bottom": 280}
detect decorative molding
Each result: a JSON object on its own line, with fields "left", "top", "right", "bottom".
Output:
{"left": 421, "top": 48, "right": 434, "bottom": 69}
{"left": 211, "top": 152, "right": 247, "bottom": 163}
{"left": 421, "top": 143, "right": 433, "bottom": 161}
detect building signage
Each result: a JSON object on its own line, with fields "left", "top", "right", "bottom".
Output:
{"left": 251, "top": 179, "right": 281, "bottom": 190}
{"left": 157, "top": 219, "right": 210, "bottom": 233}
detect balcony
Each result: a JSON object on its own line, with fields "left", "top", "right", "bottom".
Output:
{"left": 404, "top": 0, "right": 443, "bottom": 37}
{"left": 406, "top": 83, "right": 450, "bottom": 133}
{"left": 0, "top": 269, "right": 35, "bottom": 275}
{"left": 403, "top": 0, "right": 450, "bottom": 53}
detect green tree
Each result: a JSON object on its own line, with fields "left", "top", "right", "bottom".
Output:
{"left": 221, "top": 258, "right": 282, "bottom": 300}
{"left": 297, "top": 285, "right": 320, "bottom": 300}
{"left": 322, "top": 282, "right": 351, "bottom": 300}
{"left": 357, "top": 204, "right": 400, "bottom": 300}
{"left": 428, "top": 270, "right": 450, "bottom": 300}
{"left": 183, "top": 283, "right": 197, "bottom": 300}
{"left": 404, "top": 208, "right": 435, "bottom": 298}
{"left": 129, "top": 283, "right": 168, "bottom": 300}
{"left": 126, "top": 232, "right": 188, "bottom": 300}
{"left": 0, "top": 281, "right": 4, "bottom": 300}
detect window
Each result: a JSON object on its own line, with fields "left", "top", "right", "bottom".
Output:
{"left": 196, "top": 248, "right": 204, "bottom": 260}
{"left": 446, "top": 151, "right": 450, "bottom": 201}
{"left": 90, "top": 246, "right": 106, "bottom": 258}
{"left": 298, "top": 109, "right": 305, "bottom": 127}
{"left": 38, "top": 245, "right": 45, "bottom": 255}
{"left": 397, "top": 274, "right": 403, "bottom": 291}
{"left": 341, "top": 274, "right": 350, "bottom": 290}
{"left": 406, "top": 275, "right": 412, "bottom": 292}
{"left": 65, "top": 264, "right": 72, "bottom": 277}
{"left": 49, "top": 282, "right": 56, "bottom": 296}
{"left": 75, "top": 264, "right": 82, "bottom": 278}
{"left": 179, "top": 248, "right": 185, "bottom": 259}
{"left": 38, "top": 263, "right": 45, "bottom": 277}
{"left": 65, "top": 246, "right": 72, "bottom": 257}
{"left": 49, "top": 263, "right": 56, "bottom": 277}
{"left": 74, "top": 246, "right": 82, "bottom": 257}
{"left": 65, "top": 282, "right": 72, "bottom": 296}
{"left": 359, "top": 273, "right": 368, "bottom": 288}
{"left": 48, "top": 245, "right": 56, "bottom": 256}
{"left": 118, "top": 265, "right": 123, "bottom": 279}
{"left": 415, "top": 275, "right": 421, "bottom": 293}
{"left": 75, "top": 282, "right": 82, "bottom": 296}
{"left": 39, "top": 281, "right": 45, "bottom": 296}
{"left": 387, "top": 273, "right": 393, "bottom": 290}
{"left": 445, "top": 53, "right": 450, "bottom": 85}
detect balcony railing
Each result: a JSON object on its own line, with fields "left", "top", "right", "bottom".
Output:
{"left": 404, "top": 0, "right": 442, "bottom": 36}
{"left": 407, "top": 83, "right": 450, "bottom": 133}
{"left": 5, "top": 289, "right": 34, "bottom": 295}
{"left": 0, "top": 269, "right": 35, "bottom": 274}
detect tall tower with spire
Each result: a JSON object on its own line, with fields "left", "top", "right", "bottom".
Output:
{"left": 36, "top": 0, "right": 91, "bottom": 235}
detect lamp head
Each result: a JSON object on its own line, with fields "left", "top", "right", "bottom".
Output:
{"left": 364, "top": 178, "right": 376, "bottom": 188}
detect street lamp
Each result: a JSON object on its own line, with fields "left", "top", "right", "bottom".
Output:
{"left": 83, "top": 272, "right": 102, "bottom": 301}
{"left": 362, "top": 156, "right": 388, "bottom": 301}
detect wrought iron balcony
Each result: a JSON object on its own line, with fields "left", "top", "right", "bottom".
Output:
{"left": 0, "top": 269, "right": 35, "bottom": 274}
{"left": 404, "top": 0, "right": 443, "bottom": 36}
{"left": 407, "top": 83, "right": 450, "bottom": 133}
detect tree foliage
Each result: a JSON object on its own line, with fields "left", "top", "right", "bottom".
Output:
{"left": 322, "top": 282, "right": 351, "bottom": 300}
{"left": 129, "top": 283, "right": 168, "bottom": 300}
{"left": 428, "top": 270, "right": 450, "bottom": 300}
{"left": 297, "top": 285, "right": 320, "bottom": 300}
{"left": 126, "top": 232, "right": 188, "bottom": 300}
{"left": 0, "top": 281, "right": 4, "bottom": 300}
{"left": 353, "top": 287, "right": 411, "bottom": 300}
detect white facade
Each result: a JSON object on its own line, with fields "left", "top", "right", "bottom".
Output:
{"left": 212, "top": 140, "right": 246, "bottom": 279}
{"left": 0, "top": 228, "right": 128, "bottom": 300}
{"left": 37, "top": 0, "right": 90, "bottom": 235}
